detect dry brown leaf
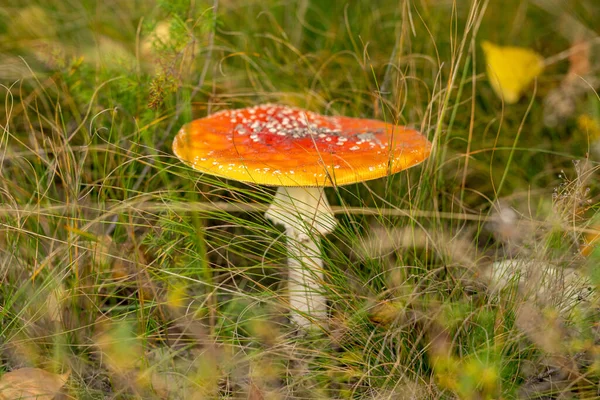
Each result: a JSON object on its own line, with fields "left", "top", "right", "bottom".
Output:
{"left": 581, "top": 224, "right": 600, "bottom": 257}
{"left": 0, "top": 367, "right": 69, "bottom": 400}
{"left": 247, "top": 381, "right": 265, "bottom": 400}
{"left": 567, "top": 39, "right": 591, "bottom": 77}
{"left": 543, "top": 38, "right": 599, "bottom": 127}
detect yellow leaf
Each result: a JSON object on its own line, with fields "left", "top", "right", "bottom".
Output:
{"left": 0, "top": 368, "right": 69, "bottom": 400}
{"left": 368, "top": 300, "right": 405, "bottom": 326}
{"left": 577, "top": 114, "right": 600, "bottom": 141}
{"left": 481, "top": 41, "right": 544, "bottom": 104}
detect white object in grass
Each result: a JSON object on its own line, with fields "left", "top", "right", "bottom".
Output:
{"left": 265, "top": 186, "right": 336, "bottom": 328}
{"left": 485, "top": 259, "right": 593, "bottom": 314}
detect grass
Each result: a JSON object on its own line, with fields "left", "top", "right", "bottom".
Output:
{"left": 1, "top": 0, "right": 599, "bottom": 398}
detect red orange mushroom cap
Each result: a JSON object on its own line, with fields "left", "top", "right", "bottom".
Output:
{"left": 173, "top": 104, "right": 432, "bottom": 187}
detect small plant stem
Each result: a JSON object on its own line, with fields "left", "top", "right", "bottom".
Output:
{"left": 542, "top": 37, "right": 600, "bottom": 67}
{"left": 494, "top": 82, "right": 537, "bottom": 199}
{"left": 444, "top": 53, "right": 471, "bottom": 181}
{"left": 460, "top": 51, "right": 476, "bottom": 205}
{"left": 285, "top": 226, "right": 327, "bottom": 328}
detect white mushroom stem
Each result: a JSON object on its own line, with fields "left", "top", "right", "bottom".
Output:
{"left": 264, "top": 186, "right": 337, "bottom": 329}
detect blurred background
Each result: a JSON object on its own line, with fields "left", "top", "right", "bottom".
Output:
{"left": 0, "top": 0, "right": 599, "bottom": 398}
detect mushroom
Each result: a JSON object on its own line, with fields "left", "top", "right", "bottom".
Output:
{"left": 172, "top": 104, "right": 431, "bottom": 328}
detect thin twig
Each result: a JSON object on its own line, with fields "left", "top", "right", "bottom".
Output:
{"left": 1, "top": 200, "right": 599, "bottom": 236}
{"left": 543, "top": 37, "right": 600, "bottom": 67}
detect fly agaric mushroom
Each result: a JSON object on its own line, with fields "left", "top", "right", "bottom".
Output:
{"left": 173, "top": 104, "right": 431, "bottom": 328}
